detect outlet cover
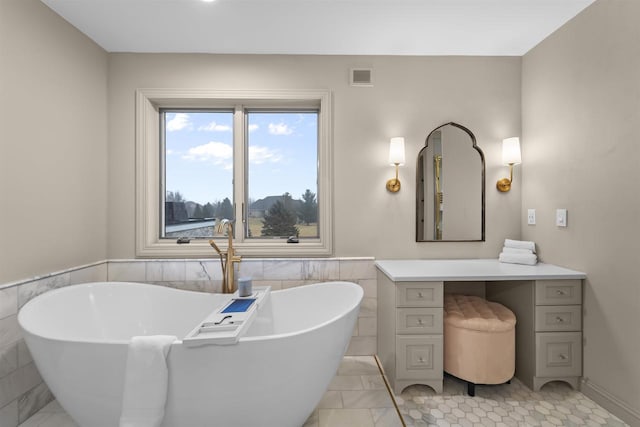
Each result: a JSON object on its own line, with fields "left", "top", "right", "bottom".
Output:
{"left": 556, "top": 209, "right": 567, "bottom": 227}
{"left": 527, "top": 209, "right": 536, "bottom": 225}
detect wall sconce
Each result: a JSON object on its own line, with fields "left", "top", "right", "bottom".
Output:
{"left": 496, "top": 137, "right": 521, "bottom": 192}
{"left": 386, "top": 137, "right": 405, "bottom": 192}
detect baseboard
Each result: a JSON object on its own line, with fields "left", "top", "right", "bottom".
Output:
{"left": 581, "top": 378, "right": 640, "bottom": 426}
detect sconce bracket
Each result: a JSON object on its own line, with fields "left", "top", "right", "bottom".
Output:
{"left": 497, "top": 163, "right": 515, "bottom": 192}
{"left": 386, "top": 178, "right": 401, "bottom": 193}
{"left": 496, "top": 178, "right": 511, "bottom": 192}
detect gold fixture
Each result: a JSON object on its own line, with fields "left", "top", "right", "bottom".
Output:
{"left": 496, "top": 137, "right": 521, "bottom": 193}
{"left": 209, "top": 219, "right": 242, "bottom": 294}
{"left": 386, "top": 137, "right": 405, "bottom": 193}
{"left": 386, "top": 165, "right": 401, "bottom": 192}
{"left": 496, "top": 166, "right": 515, "bottom": 192}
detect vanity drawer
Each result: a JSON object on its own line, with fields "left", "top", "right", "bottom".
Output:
{"left": 396, "top": 308, "right": 443, "bottom": 334}
{"left": 535, "top": 305, "right": 582, "bottom": 332}
{"left": 536, "top": 332, "right": 582, "bottom": 377}
{"left": 396, "top": 335, "right": 443, "bottom": 380}
{"left": 535, "top": 280, "right": 581, "bottom": 305}
{"left": 396, "top": 282, "right": 443, "bottom": 307}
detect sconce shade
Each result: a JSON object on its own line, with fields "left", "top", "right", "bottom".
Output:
{"left": 497, "top": 137, "right": 521, "bottom": 192}
{"left": 502, "top": 137, "right": 521, "bottom": 165}
{"left": 389, "top": 137, "right": 405, "bottom": 165}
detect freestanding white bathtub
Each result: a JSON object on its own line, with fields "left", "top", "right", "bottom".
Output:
{"left": 18, "top": 281, "right": 363, "bottom": 427}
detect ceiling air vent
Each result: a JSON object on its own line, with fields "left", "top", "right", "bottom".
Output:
{"left": 350, "top": 68, "right": 373, "bottom": 87}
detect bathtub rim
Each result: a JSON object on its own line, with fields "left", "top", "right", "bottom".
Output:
{"left": 17, "top": 280, "right": 363, "bottom": 346}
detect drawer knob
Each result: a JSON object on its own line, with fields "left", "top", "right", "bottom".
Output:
{"left": 558, "top": 354, "right": 567, "bottom": 360}
{"left": 418, "top": 292, "right": 424, "bottom": 298}
{"left": 556, "top": 316, "right": 565, "bottom": 323}
{"left": 417, "top": 318, "right": 424, "bottom": 325}
{"left": 556, "top": 290, "right": 566, "bottom": 295}
{"left": 418, "top": 357, "right": 425, "bottom": 363}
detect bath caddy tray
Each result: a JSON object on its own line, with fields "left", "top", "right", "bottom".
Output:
{"left": 183, "top": 286, "right": 271, "bottom": 347}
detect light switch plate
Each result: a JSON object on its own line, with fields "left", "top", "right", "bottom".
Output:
{"left": 556, "top": 209, "right": 567, "bottom": 227}
{"left": 527, "top": 209, "right": 536, "bottom": 225}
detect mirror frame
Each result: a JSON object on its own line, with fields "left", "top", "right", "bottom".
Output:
{"left": 416, "top": 122, "right": 486, "bottom": 242}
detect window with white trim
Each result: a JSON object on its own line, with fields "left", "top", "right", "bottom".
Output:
{"left": 135, "top": 89, "right": 332, "bottom": 257}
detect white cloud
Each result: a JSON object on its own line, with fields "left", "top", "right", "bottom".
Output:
{"left": 183, "top": 141, "right": 233, "bottom": 167}
{"left": 166, "top": 149, "right": 175, "bottom": 155}
{"left": 268, "top": 122, "right": 294, "bottom": 136}
{"left": 248, "top": 124, "right": 259, "bottom": 133}
{"left": 249, "top": 145, "right": 283, "bottom": 165}
{"left": 198, "top": 121, "right": 232, "bottom": 132}
{"left": 166, "top": 113, "right": 192, "bottom": 131}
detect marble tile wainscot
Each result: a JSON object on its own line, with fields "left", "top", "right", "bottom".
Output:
{"left": 107, "top": 257, "right": 378, "bottom": 356}
{"left": 0, "top": 262, "right": 108, "bottom": 427}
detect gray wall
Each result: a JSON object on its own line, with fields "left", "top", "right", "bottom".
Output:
{"left": 107, "top": 54, "right": 522, "bottom": 259}
{"left": 522, "top": 0, "right": 640, "bottom": 423}
{"left": 2, "top": 0, "right": 639, "bottom": 424}
{"left": 0, "top": 0, "right": 109, "bottom": 284}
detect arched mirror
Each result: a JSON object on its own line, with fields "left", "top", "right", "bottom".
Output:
{"left": 416, "top": 122, "right": 485, "bottom": 241}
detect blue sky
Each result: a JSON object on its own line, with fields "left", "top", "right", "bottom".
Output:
{"left": 164, "top": 110, "right": 318, "bottom": 205}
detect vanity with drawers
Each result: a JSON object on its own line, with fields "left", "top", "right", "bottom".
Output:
{"left": 376, "top": 259, "right": 586, "bottom": 394}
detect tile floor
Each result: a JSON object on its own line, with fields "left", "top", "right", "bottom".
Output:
{"left": 396, "top": 374, "right": 629, "bottom": 427}
{"left": 19, "top": 356, "right": 628, "bottom": 427}
{"left": 303, "top": 356, "right": 402, "bottom": 427}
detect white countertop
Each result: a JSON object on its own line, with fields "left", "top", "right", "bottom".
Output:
{"left": 375, "top": 259, "right": 586, "bottom": 282}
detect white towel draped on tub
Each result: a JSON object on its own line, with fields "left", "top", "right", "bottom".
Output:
{"left": 119, "top": 335, "right": 177, "bottom": 427}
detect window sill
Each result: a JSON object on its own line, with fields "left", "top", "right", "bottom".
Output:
{"left": 135, "top": 239, "right": 332, "bottom": 258}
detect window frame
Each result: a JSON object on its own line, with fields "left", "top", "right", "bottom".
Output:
{"left": 135, "top": 89, "right": 333, "bottom": 257}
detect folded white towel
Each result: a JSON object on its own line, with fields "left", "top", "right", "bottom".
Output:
{"left": 502, "top": 246, "right": 534, "bottom": 255}
{"left": 499, "top": 252, "right": 538, "bottom": 266}
{"left": 119, "top": 335, "right": 177, "bottom": 427}
{"left": 504, "top": 239, "right": 536, "bottom": 253}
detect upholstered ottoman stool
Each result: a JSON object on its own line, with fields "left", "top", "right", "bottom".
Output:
{"left": 443, "top": 294, "right": 516, "bottom": 396}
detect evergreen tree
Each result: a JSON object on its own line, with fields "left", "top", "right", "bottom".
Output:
{"left": 299, "top": 189, "right": 318, "bottom": 225}
{"left": 217, "top": 197, "right": 234, "bottom": 221}
{"left": 166, "top": 191, "right": 185, "bottom": 202}
{"left": 281, "top": 192, "right": 295, "bottom": 212}
{"left": 203, "top": 202, "right": 215, "bottom": 218}
{"left": 261, "top": 199, "right": 299, "bottom": 237}
{"left": 192, "top": 204, "right": 204, "bottom": 219}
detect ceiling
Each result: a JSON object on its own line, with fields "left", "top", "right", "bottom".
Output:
{"left": 40, "top": 0, "right": 595, "bottom": 56}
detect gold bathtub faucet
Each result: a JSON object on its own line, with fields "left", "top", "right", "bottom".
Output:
{"left": 208, "top": 219, "right": 242, "bottom": 294}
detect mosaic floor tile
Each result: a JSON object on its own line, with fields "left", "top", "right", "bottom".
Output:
{"left": 397, "top": 375, "right": 629, "bottom": 427}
